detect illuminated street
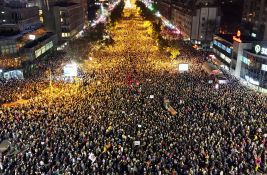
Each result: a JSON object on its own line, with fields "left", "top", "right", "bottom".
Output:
{"left": 0, "top": 0, "right": 266, "bottom": 174}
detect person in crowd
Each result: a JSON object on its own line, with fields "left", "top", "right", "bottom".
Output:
{"left": 0, "top": 6, "right": 266, "bottom": 175}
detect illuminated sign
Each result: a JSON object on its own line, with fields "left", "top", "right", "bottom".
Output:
{"left": 262, "top": 64, "right": 267, "bottom": 71}
{"left": 233, "top": 36, "right": 241, "bottom": 43}
{"left": 233, "top": 30, "right": 242, "bottom": 43}
{"left": 220, "top": 53, "right": 231, "bottom": 63}
{"left": 178, "top": 63, "right": 189, "bottom": 72}
{"left": 237, "top": 30, "right": 241, "bottom": 37}
{"left": 241, "top": 56, "right": 250, "bottom": 65}
{"left": 261, "top": 48, "right": 267, "bottom": 55}
{"left": 254, "top": 45, "right": 267, "bottom": 56}
{"left": 213, "top": 40, "right": 232, "bottom": 54}
{"left": 28, "top": 34, "right": 36, "bottom": 40}
{"left": 255, "top": 45, "right": 261, "bottom": 54}
{"left": 64, "top": 63, "right": 78, "bottom": 77}
{"left": 251, "top": 33, "right": 256, "bottom": 38}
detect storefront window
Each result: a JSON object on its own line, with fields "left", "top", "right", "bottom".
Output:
{"left": 35, "top": 49, "right": 41, "bottom": 58}
{"left": 241, "top": 56, "right": 250, "bottom": 65}
{"left": 241, "top": 52, "right": 267, "bottom": 88}
{"left": 41, "top": 46, "right": 46, "bottom": 54}
{"left": 34, "top": 41, "right": 54, "bottom": 59}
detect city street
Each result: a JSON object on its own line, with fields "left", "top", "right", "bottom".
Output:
{"left": 83, "top": 4, "right": 175, "bottom": 90}
{"left": 0, "top": 0, "right": 266, "bottom": 174}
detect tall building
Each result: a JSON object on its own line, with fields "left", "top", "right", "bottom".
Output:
{"left": 0, "top": 1, "right": 57, "bottom": 79}
{"left": 53, "top": 3, "right": 84, "bottom": 41}
{"left": 211, "top": 31, "right": 267, "bottom": 90}
{"left": 157, "top": 0, "right": 221, "bottom": 44}
{"left": 242, "top": 0, "right": 267, "bottom": 40}
{"left": 171, "top": 4, "right": 221, "bottom": 43}
{"left": 0, "top": 1, "right": 44, "bottom": 56}
{"left": 0, "top": 2, "right": 41, "bottom": 32}
{"left": 42, "top": 2, "right": 84, "bottom": 43}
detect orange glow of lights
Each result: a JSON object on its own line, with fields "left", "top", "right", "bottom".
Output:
{"left": 233, "top": 30, "right": 242, "bottom": 43}
{"left": 233, "top": 36, "right": 242, "bottom": 43}
{"left": 193, "top": 45, "right": 198, "bottom": 49}
{"left": 237, "top": 30, "right": 241, "bottom": 37}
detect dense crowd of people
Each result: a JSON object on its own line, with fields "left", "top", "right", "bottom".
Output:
{"left": 0, "top": 3, "right": 266, "bottom": 175}
{"left": 0, "top": 52, "right": 73, "bottom": 104}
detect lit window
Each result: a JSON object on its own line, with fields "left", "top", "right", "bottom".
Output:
{"left": 40, "top": 17, "right": 43, "bottom": 22}
{"left": 220, "top": 53, "right": 225, "bottom": 59}
{"left": 1, "top": 11, "right": 4, "bottom": 14}
{"left": 39, "top": 10, "right": 42, "bottom": 15}
{"left": 224, "top": 56, "right": 231, "bottom": 63}
{"left": 3, "top": 20, "right": 6, "bottom": 22}
{"left": 45, "top": 41, "right": 53, "bottom": 50}
{"left": 41, "top": 46, "right": 46, "bottom": 54}
{"left": 35, "top": 49, "right": 42, "bottom": 58}
{"left": 61, "top": 18, "right": 63, "bottom": 22}
{"left": 262, "top": 64, "right": 267, "bottom": 71}
{"left": 62, "top": 33, "right": 68, "bottom": 37}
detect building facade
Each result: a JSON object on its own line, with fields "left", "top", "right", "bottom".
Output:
{"left": 172, "top": 5, "right": 220, "bottom": 44}
{"left": 211, "top": 32, "right": 267, "bottom": 90}
{"left": 0, "top": 3, "right": 40, "bottom": 32}
{"left": 171, "top": 4, "right": 192, "bottom": 40}
{"left": 53, "top": 3, "right": 84, "bottom": 42}
{"left": 157, "top": 0, "right": 221, "bottom": 44}
{"left": 21, "top": 32, "right": 57, "bottom": 61}
{"left": 42, "top": 3, "right": 84, "bottom": 43}
{"left": 0, "top": 36, "right": 20, "bottom": 56}
{"left": 241, "top": 43, "right": 267, "bottom": 88}
{"left": 212, "top": 34, "right": 233, "bottom": 70}
{"left": 157, "top": 0, "right": 172, "bottom": 20}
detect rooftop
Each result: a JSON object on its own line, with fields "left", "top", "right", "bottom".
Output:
{"left": 23, "top": 32, "right": 55, "bottom": 48}
{"left": 0, "top": 23, "right": 43, "bottom": 40}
